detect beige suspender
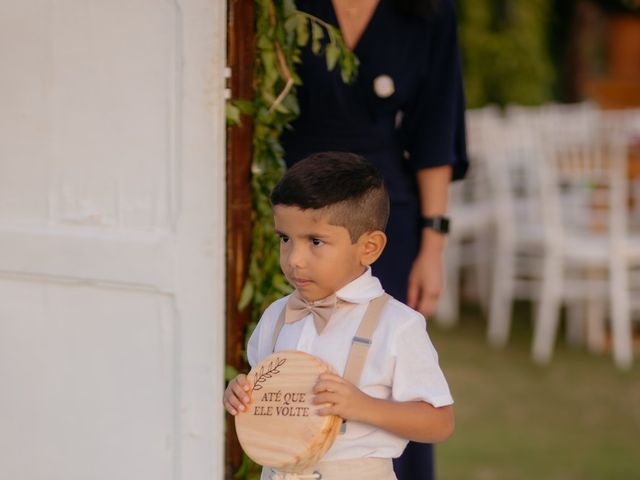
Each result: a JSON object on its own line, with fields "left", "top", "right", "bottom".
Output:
{"left": 271, "top": 293, "right": 391, "bottom": 385}
{"left": 341, "top": 293, "right": 390, "bottom": 386}
{"left": 271, "top": 307, "right": 287, "bottom": 354}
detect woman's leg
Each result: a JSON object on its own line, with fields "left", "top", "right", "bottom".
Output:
{"left": 393, "top": 442, "right": 434, "bottom": 480}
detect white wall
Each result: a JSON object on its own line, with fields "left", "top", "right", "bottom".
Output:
{"left": 0, "top": 1, "right": 226, "bottom": 479}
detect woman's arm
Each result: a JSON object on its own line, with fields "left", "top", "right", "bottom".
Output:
{"left": 407, "top": 165, "right": 452, "bottom": 316}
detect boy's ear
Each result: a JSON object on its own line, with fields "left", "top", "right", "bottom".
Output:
{"left": 358, "top": 230, "right": 387, "bottom": 266}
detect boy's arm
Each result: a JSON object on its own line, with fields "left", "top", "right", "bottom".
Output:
{"left": 313, "top": 372, "right": 454, "bottom": 443}
{"left": 361, "top": 397, "right": 454, "bottom": 443}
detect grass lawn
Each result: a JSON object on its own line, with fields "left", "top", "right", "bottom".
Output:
{"left": 430, "top": 304, "right": 640, "bottom": 480}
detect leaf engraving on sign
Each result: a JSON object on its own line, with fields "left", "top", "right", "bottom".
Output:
{"left": 252, "top": 357, "right": 286, "bottom": 391}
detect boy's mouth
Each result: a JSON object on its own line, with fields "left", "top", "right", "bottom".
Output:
{"left": 292, "top": 277, "right": 313, "bottom": 289}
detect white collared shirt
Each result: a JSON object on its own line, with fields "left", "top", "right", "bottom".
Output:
{"left": 247, "top": 268, "right": 453, "bottom": 461}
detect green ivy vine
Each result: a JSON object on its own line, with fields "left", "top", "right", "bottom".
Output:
{"left": 227, "top": 1, "right": 357, "bottom": 478}
{"left": 231, "top": 0, "right": 357, "bottom": 335}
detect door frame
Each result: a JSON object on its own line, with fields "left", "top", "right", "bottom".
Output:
{"left": 225, "top": 0, "right": 255, "bottom": 476}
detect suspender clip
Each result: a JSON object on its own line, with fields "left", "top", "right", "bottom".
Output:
{"left": 352, "top": 336, "right": 371, "bottom": 345}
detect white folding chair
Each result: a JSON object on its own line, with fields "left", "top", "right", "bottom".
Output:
{"left": 486, "top": 105, "right": 550, "bottom": 347}
{"left": 485, "top": 103, "right": 639, "bottom": 368}
{"left": 532, "top": 124, "right": 640, "bottom": 369}
{"left": 436, "top": 106, "right": 499, "bottom": 326}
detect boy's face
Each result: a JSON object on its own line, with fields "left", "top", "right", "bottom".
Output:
{"left": 273, "top": 205, "right": 369, "bottom": 302}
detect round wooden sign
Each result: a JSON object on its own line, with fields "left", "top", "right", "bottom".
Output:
{"left": 235, "top": 350, "right": 342, "bottom": 473}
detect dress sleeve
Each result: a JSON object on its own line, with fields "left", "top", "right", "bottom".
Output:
{"left": 402, "top": 0, "right": 468, "bottom": 181}
{"left": 391, "top": 313, "right": 454, "bottom": 408}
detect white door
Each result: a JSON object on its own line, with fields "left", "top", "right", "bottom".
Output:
{"left": 0, "top": 1, "right": 226, "bottom": 479}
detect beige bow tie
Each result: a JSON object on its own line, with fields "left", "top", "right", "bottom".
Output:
{"left": 285, "top": 291, "right": 338, "bottom": 334}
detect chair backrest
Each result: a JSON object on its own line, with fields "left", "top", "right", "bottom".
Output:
{"left": 486, "top": 105, "right": 548, "bottom": 247}
{"left": 464, "top": 106, "right": 504, "bottom": 197}
{"left": 602, "top": 109, "right": 640, "bottom": 233}
{"left": 476, "top": 102, "right": 634, "bottom": 251}
{"left": 448, "top": 106, "right": 503, "bottom": 234}
{"left": 465, "top": 105, "right": 503, "bottom": 163}
{"left": 539, "top": 110, "right": 630, "bottom": 247}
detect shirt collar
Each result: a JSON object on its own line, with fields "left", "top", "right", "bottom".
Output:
{"left": 335, "top": 267, "right": 385, "bottom": 304}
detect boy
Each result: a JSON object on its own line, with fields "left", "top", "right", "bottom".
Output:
{"left": 224, "top": 152, "right": 454, "bottom": 480}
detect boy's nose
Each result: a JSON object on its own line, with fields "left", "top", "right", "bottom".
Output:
{"left": 286, "top": 244, "right": 306, "bottom": 268}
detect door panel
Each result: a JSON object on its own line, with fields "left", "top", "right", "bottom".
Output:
{"left": 0, "top": 1, "right": 226, "bottom": 479}
{"left": 0, "top": 281, "right": 175, "bottom": 479}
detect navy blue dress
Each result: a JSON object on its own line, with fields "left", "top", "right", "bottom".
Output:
{"left": 282, "top": 1, "right": 468, "bottom": 478}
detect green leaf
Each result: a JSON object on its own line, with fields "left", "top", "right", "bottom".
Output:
{"left": 284, "top": 12, "right": 299, "bottom": 36}
{"left": 281, "top": 92, "right": 300, "bottom": 116}
{"left": 225, "top": 103, "right": 241, "bottom": 126}
{"left": 256, "top": 34, "right": 274, "bottom": 50}
{"left": 238, "top": 281, "right": 254, "bottom": 310}
{"left": 311, "top": 19, "right": 324, "bottom": 41}
{"left": 340, "top": 53, "right": 359, "bottom": 84}
{"left": 311, "top": 21, "right": 323, "bottom": 54}
{"left": 234, "top": 99, "right": 254, "bottom": 115}
{"left": 282, "top": 0, "right": 297, "bottom": 17}
{"left": 325, "top": 43, "right": 340, "bottom": 71}
{"left": 295, "top": 15, "right": 309, "bottom": 47}
{"left": 224, "top": 365, "right": 239, "bottom": 382}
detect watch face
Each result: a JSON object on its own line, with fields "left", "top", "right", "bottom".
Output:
{"left": 422, "top": 216, "right": 450, "bottom": 234}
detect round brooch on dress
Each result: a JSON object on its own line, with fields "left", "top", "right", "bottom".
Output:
{"left": 373, "top": 74, "right": 395, "bottom": 98}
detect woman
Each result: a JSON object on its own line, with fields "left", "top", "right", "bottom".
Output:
{"left": 281, "top": 1, "right": 468, "bottom": 478}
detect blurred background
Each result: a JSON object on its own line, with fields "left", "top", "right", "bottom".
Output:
{"left": 432, "top": 1, "right": 640, "bottom": 478}
{"left": 459, "top": 0, "right": 640, "bottom": 108}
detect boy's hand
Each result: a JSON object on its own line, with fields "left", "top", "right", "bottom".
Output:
{"left": 223, "top": 374, "right": 252, "bottom": 416}
{"left": 312, "top": 372, "right": 371, "bottom": 422}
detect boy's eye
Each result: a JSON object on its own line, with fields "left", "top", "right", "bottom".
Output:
{"left": 279, "top": 234, "right": 289, "bottom": 243}
{"left": 311, "top": 238, "right": 324, "bottom": 246}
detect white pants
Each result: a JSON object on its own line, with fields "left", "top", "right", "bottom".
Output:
{"left": 260, "top": 458, "right": 397, "bottom": 480}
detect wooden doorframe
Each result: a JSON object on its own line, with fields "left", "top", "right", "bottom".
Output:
{"left": 225, "top": 0, "right": 254, "bottom": 477}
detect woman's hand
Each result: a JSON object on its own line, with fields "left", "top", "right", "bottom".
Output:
{"left": 312, "top": 372, "right": 372, "bottom": 421}
{"left": 407, "top": 247, "right": 444, "bottom": 317}
{"left": 411, "top": 165, "right": 451, "bottom": 317}
{"left": 223, "top": 374, "right": 252, "bottom": 416}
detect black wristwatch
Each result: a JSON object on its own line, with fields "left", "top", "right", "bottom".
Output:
{"left": 420, "top": 215, "right": 450, "bottom": 234}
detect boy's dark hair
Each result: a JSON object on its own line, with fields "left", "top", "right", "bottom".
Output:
{"left": 271, "top": 152, "right": 390, "bottom": 243}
